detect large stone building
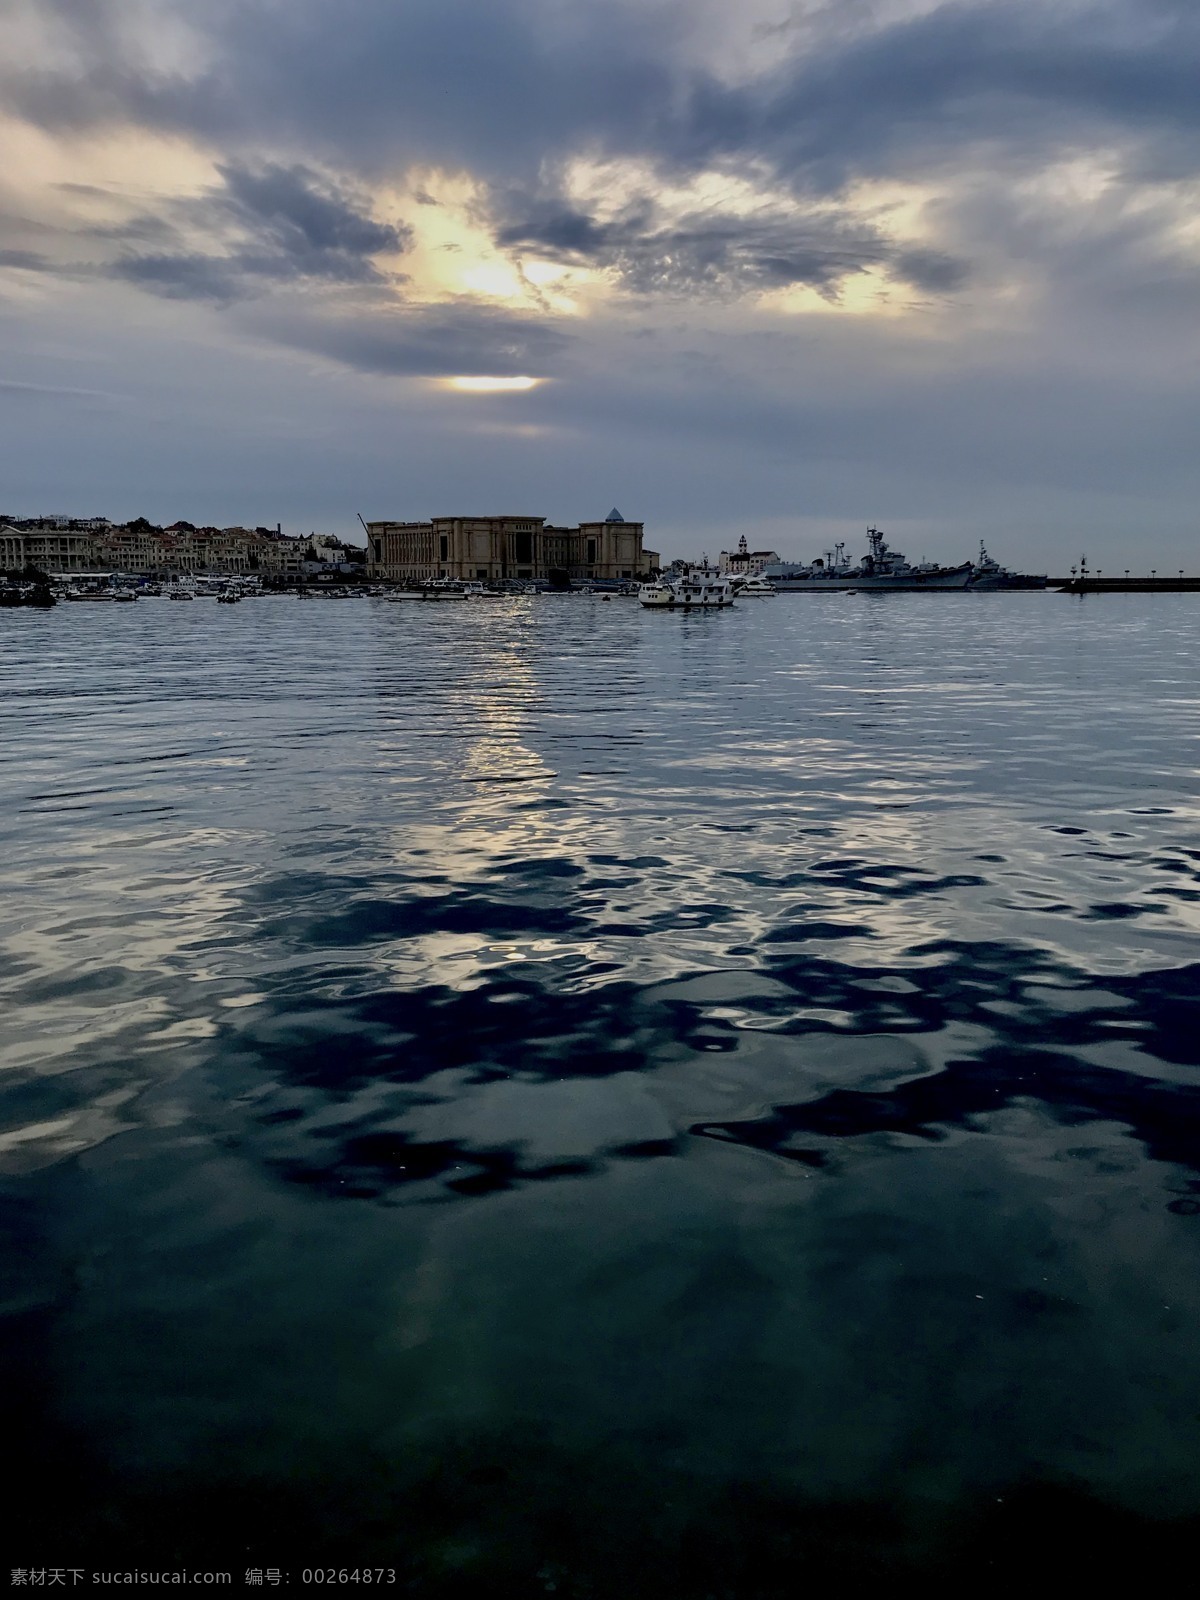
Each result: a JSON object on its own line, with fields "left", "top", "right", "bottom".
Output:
{"left": 364, "top": 509, "right": 658, "bottom": 584}
{"left": 0, "top": 524, "right": 95, "bottom": 573}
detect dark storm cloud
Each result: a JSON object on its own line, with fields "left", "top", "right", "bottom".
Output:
{"left": 893, "top": 248, "right": 970, "bottom": 293}
{"left": 6, "top": 2, "right": 1200, "bottom": 191}
{"left": 0, "top": 248, "right": 51, "bottom": 271}
{"left": 244, "top": 300, "right": 573, "bottom": 378}
{"left": 658, "top": 1, "right": 1200, "bottom": 190}
{"left": 219, "top": 162, "right": 404, "bottom": 261}
{"left": 494, "top": 195, "right": 968, "bottom": 298}
{"left": 107, "top": 162, "right": 410, "bottom": 304}
{"left": 5, "top": 0, "right": 1198, "bottom": 329}
{"left": 0, "top": 0, "right": 674, "bottom": 177}
{"left": 109, "top": 252, "right": 246, "bottom": 303}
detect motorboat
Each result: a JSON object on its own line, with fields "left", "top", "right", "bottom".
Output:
{"left": 731, "top": 575, "right": 776, "bottom": 597}
{"left": 1, "top": 581, "right": 56, "bottom": 607}
{"left": 164, "top": 584, "right": 194, "bottom": 600}
{"left": 639, "top": 571, "right": 736, "bottom": 609}
{"left": 389, "top": 581, "right": 470, "bottom": 601}
{"left": 63, "top": 585, "right": 136, "bottom": 602}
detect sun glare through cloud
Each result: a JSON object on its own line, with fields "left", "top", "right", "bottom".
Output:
{"left": 442, "top": 375, "right": 544, "bottom": 392}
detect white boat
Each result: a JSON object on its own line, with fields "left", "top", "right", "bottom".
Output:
{"left": 63, "top": 586, "right": 137, "bottom": 602}
{"left": 164, "top": 584, "right": 194, "bottom": 600}
{"left": 732, "top": 575, "right": 776, "bottom": 597}
{"left": 639, "top": 571, "right": 736, "bottom": 609}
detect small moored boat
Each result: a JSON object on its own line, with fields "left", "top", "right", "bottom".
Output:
{"left": 639, "top": 571, "right": 736, "bottom": 609}
{"left": 389, "top": 581, "right": 470, "bottom": 601}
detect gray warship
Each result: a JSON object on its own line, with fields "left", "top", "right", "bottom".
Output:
{"left": 761, "top": 527, "right": 975, "bottom": 591}
{"left": 967, "top": 542, "right": 1048, "bottom": 590}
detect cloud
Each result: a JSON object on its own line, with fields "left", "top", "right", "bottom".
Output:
{"left": 0, "top": 0, "right": 677, "bottom": 180}
{"left": 0, "top": 247, "right": 52, "bottom": 271}
{"left": 659, "top": 1, "right": 1200, "bottom": 192}
{"left": 6, "top": 2, "right": 1190, "bottom": 319}
{"left": 109, "top": 251, "right": 245, "bottom": 303}
{"left": 5, "top": 2, "right": 1198, "bottom": 316}
{"left": 242, "top": 298, "right": 573, "bottom": 378}
{"left": 4, "top": 0, "right": 1200, "bottom": 568}
{"left": 493, "top": 190, "right": 968, "bottom": 299}
{"left": 0, "top": 376, "right": 113, "bottom": 400}
{"left": 218, "top": 161, "right": 405, "bottom": 262}
{"left": 107, "top": 161, "right": 410, "bottom": 303}
{"left": 7, "top": 2, "right": 1200, "bottom": 191}
{"left": 892, "top": 247, "right": 969, "bottom": 293}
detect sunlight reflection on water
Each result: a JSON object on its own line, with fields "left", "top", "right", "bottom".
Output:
{"left": 2, "top": 592, "right": 1200, "bottom": 1573}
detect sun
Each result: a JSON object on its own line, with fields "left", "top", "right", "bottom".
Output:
{"left": 441, "top": 375, "right": 544, "bottom": 393}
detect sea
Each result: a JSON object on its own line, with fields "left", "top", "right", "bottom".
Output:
{"left": 2, "top": 591, "right": 1199, "bottom": 1588}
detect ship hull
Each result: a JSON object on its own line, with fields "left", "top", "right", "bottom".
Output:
{"left": 768, "top": 564, "right": 974, "bottom": 592}
{"left": 968, "top": 573, "right": 1048, "bottom": 590}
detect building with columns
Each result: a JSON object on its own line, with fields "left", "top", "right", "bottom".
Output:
{"left": 364, "top": 509, "right": 658, "bottom": 584}
{"left": 1, "top": 523, "right": 95, "bottom": 573}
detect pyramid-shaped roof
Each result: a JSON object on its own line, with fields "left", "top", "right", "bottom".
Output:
{"left": 605, "top": 507, "right": 624, "bottom": 522}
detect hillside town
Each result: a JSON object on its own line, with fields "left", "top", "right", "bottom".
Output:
{"left": 0, "top": 515, "right": 365, "bottom": 579}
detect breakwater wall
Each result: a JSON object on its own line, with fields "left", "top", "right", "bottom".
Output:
{"left": 1050, "top": 576, "right": 1200, "bottom": 593}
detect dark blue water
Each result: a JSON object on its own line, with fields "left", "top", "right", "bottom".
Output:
{"left": 3, "top": 593, "right": 1200, "bottom": 1586}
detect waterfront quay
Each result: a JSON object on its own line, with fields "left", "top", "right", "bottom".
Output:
{"left": 7, "top": 509, "right": 1200, "bottom": 599}
{"left": 1, "top": 508, "right": 661, "bottom": 590}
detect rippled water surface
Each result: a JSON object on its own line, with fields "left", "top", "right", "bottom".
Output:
{"left": 4, "top": 592, "right": 1200, "bottom": 1584}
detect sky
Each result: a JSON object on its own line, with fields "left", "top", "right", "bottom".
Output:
{"left": 2, "top": 0, "right": 1199, "bottom": 569}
